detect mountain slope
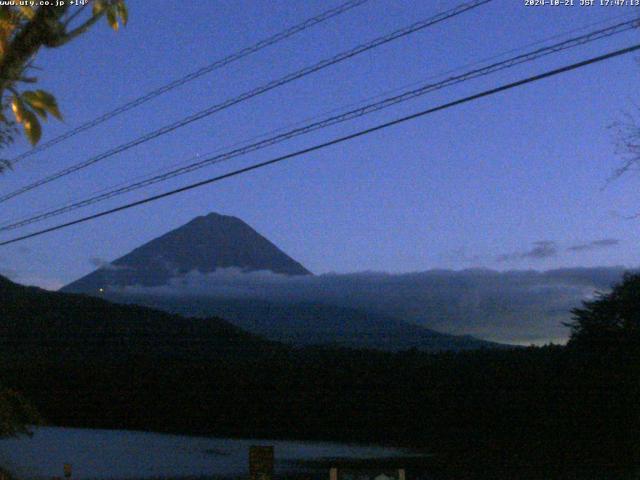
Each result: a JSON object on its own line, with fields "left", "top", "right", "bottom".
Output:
{"left": 62, "top": 212, "right": 310, "bottom": 293}
{"left": 106, "top": 293, "right": 503, "bottom": 352}
{"left": 0, "top": 275, "right": 275, "bottom": 363}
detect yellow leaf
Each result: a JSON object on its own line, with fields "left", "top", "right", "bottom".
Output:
{"left": 21, "top": 90, "right": 62, "bottom": 120}
{"left": 17, "top": 6, "right": 35, "bottom": 20}
{"left": 0, "top": 18, "right": 16, "bottom": 33}
{"left": 36, "top": 90, "right": 61, "bottom": 120}
{"left": 11, "top": 95, "right": 26, "bottom": 123}
{"left": 30, "top": 105, "right": 47, "bottom": 119}
{"left": 106, "top": 8, "right": 118, "bottom": 31}
{"left": 22, "top": 91, "right": 47, "bottom": 119}
{"left": 116, "top": 1, "right": 128, "bottom": 26}
{"left": 92, "top": 0, "right": 106, "bottom": 16}
{"left": 22, "top": 110, "right": 41, "bottom": 146}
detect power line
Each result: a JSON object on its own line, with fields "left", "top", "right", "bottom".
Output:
{"left": 1, "top": 16, "right": 636, "bottom": 232}
{"left": 7, "top": 10, "right": 634, "bottom": 231}
{"left": 0, "top": 0, "right": 492, "bottom": 204}
{"left": 1, "top": 42, "right": 637, "bottom": 247}
{"left": 8, "top": 0, "right": 369, "bottom": 166}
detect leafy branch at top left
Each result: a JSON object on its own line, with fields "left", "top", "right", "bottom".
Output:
{"left": 0, "top": 0, "right": 127, "bottom": 157}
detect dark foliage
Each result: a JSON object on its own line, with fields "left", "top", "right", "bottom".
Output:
{"left": 0, "top": 274, "right": 277, "bottom": 363}
{"left": 566, "top": 272, "right": 640, "bottom": 353}
{"left": 0, "top": 381, "right": 40, "bottom": 437}
{"left": 1, "top": 274, "right": 639, "bottom": 478}
{"left": 0, "top": 111, "right": 17, "bottom": 173}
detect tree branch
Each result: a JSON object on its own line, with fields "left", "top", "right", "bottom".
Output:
{"left": 0, "top": 7, "right": 65, "bottom": 96}
{"left": 62, "top": 3, "right": 89, "bottom": 28}
{"left": 48, "top": 10, "right": 106, "bottom": 47}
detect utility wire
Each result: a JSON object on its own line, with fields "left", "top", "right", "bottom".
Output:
{"left": 10, "top": 8, "right": 634, "bottom": 230}
{"left": 0, "top": 0, "right": 491, "bottom": 204}
{"left": 1, "top": 42, "right": 638, "bottom": 247}
{"left": 2, "top": 17, "right": 637, "bottom": 232}
{"left": 8, "top": 0, "right": 369, "bottom": 166}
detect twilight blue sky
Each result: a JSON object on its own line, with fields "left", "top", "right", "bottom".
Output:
{"left": 0, "top": 0, "right": 639, "bottom": 290}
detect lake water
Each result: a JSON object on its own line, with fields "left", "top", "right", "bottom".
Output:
{"left": 0, "top": 427, "right": 418, "bottom": 480}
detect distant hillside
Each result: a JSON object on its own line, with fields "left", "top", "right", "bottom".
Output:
{"left": 108, "top": 293, "right": 502, "bottom": 352}
{"left": 0, "top": 274, "right": 275, "bottom": 363}
{"left": 62, "top": 212, "right": 310, "bottom": 293}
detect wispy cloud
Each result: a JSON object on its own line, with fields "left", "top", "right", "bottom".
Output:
{"left": 496, "top": 241, "right": 557, "bottom": 263}
{"left": 89, "top": 257, "right": 129, "bottom": 271}
{"left": 567, "top": 238, "right": 620, "bottom": 252}
{"left": 113, "top": 265, "right": 630, "bottom": 345}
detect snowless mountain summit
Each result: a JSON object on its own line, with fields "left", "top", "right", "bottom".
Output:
{"left": 62, "top": 212, "right": 310, "bottom": 293}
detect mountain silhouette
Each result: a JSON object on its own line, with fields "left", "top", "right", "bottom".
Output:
{"left": 62, "top": 212, "right": 310, "bottom": 293}
{"left": 61, "top": 212, "right": 505, "bottom": 352}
